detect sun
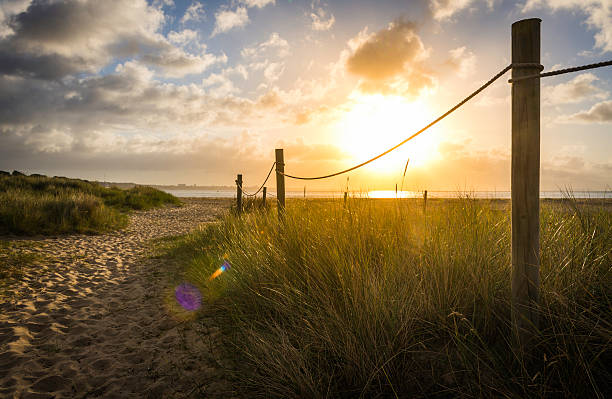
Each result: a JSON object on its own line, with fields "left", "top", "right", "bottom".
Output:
{"left": 335, "top": 94, "right": 439, "bottom": 172}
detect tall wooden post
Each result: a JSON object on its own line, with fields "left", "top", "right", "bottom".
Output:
{"left": 262, "top": 187, "right": 267, "bottom": 208}
{"left": 275, "top": 149, "right": 285, "bottom": 217}
{"left": 236, "top": 175, "right": 242, "bottom": 214}
{"left": 511, "top": 18, "right": 541, "bottom": 349}
{"left": 236, "top": 174, "right": 243, "bottom": 214}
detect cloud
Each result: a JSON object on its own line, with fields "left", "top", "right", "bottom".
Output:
{"left": 543, "top": 73, "right": 609, "bottom": 104}
{"left": 445, "top": 46, "right": 477, "bottom": 78}
{"left": 345, "top": 19, "right": 435, "bottom": 96}
{"left": 241, "top": 0, "right": 275, "bottom": 8}
{"left": 568, "top": 100, "right": 612, "bottom": 122}
{"left": 241, "top": 32, "right": 290, "bottom": 59}
{"left": 264, "top": 62, "right": 285, "bottom": 82}
{"left": 212, "top": 7, "right": 249, "bottom": 36}
{"left": 523, "top": 0, "right": 612, "bottom": 53}
{"left": 202, "top": 72, "right": 240, "bottom": 97}
{"left": 168, "top": 29, "right": 198, "bottom": 46}
{"left": 140, "top": 48, "right": 226, "bottom": 78}
{"left": 0, "top": 0, "right": 223, "bottom": 79}
{"left": 430, "top": 0, "right": 474, "bottom": 21}
{"left": 181, "top": 1, "right": 205, "bottom": 24}
{"left": 310, "top": 7, "right": 335, "bottom": 31}
{"left": 276, "top": 138, "right": 349, "bottom": 161}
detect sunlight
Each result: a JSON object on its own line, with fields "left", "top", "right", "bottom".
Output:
{"left": 335, "top": 94, "right": 439, "bottom": 172}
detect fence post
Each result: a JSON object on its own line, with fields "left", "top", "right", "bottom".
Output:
{"left": 423, "top": 190, "right": 428, "bottom": 213}
{"left": 511, "top": 18, "right": 541, "bottom": 350}
{"left": 262, "top": 187, "right": 267, "bottom": 208}
{"left": 236, "top": 174, "right": 243, "bottom": 214}
{"left": 275, "top": 149, "right": 285, "bottom": 217}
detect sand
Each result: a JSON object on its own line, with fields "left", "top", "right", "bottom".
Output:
{"left": 0, "top": 198, "right": 236, "bottom": 398}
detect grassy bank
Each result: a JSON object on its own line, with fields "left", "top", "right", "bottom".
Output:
{"left": 166, "top": 197, "right": 611, "bottom": 398}
{"left": 0, "top": 174, "right": 180, "bottom": 235}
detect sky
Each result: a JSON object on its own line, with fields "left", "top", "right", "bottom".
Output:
{"left": 0, "top": 0, "right": 610, "bottom": 191}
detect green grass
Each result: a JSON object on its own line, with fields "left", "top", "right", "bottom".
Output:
{"left": 0, "top": 174, "right": 181, "bottom": 235}
{"left": 165, "top": 196, "right": 611, "bottom": 398}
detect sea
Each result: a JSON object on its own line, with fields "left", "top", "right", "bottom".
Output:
{"left": 162, "top": 189, "right": 612, "bottom": 199}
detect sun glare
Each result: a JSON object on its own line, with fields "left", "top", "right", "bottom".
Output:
{"left": 335, "top": 94, "right": 439, "bottom": 173}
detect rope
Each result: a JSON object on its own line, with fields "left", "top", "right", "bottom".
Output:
{"left": 508, "top": 60, "right": 612, "bottom": 83}
{"left": 238, "top": 162, "right": 276, "bottom": 197}
{"left": 278, "top": 64, "right": 512, "bottom": 180}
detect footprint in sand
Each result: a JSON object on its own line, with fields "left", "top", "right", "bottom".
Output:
{"left": 0, "top": 199, "right": 236, "bottom": 398}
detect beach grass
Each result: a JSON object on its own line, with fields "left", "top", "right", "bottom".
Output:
{"left": 166, "top": 196, "right": 611, "bottom": 398}
{"left": 0, "top": 174, "right": 181, "bottom": 235}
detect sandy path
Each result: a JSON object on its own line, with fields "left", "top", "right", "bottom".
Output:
{"left": 0, "top": 199, "right": 235, "bottom": 398}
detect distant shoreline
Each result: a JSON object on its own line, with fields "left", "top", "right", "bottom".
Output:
{"left": 162, "top": 189, "right": 612, "bottom": 199}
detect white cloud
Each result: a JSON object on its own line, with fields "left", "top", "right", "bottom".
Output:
{"left": 430, "top": 0, "right": 473, "bottom": 21}
{"left": 310, "top": 7, "right": 335, "bottom": 31}
{"left": 212, "top": 7, "right": 249, "bottom": 36}
{"left": 202, "top": 73, "right": 240, "bottom": 97}
{"left": 0, "top": 0, "right": 31, "bottom": 39}
{"left": 241, "top": 32, "right": 290, "bottom": 59}
{"left": 430, "top": 0, "right": 498, "bottom": 21}
{"left": 241, "top": 0, "right": 275, "bottom": 8}
{"left": 567, "top": 99, "right": 612, "bottom": 122}
{"left": 523, "top": 0, "right": 612, "bottom": 53}
{"left": 181, "top": 1, "right": 205, "bottom": 24}
{"left": 543, "top": 73, "right": 609, "bottom": 104}
{"left": 446, "top": 46, "right": 477, "bottom": 78}
{"left": 168, "top": 29, "right": 198, "bottom": 46}
{"left": 0, "top": 0, "right": 224, "bottom": 78}
{"left": 264, "top": 62, "right": 285, "bottom": 82}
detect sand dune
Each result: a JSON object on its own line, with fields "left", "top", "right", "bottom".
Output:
{"left": 0, "top": 199, "right": 235, "bottom": 398}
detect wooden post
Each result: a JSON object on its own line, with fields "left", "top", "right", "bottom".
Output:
{"left": 511, "top": 18, "right": 541, "bottom": 349}
{"left": 235, "top": 174, "right": 243, "bottom": 214}
{"left": 275, "top": 149, "right": 285, "bottom": 217}
{"left": 304, "top": 186, "right": 306, "bottom": 198}
{"left": 343, "top": 191, "right": 348, "bottom": 208}
{"left": 423, "top": 190, "right": 428, "bottom": 213}
{"left": 262, "top": 187, "right": 267, "bottom": 208}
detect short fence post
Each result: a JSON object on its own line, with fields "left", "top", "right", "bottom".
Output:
{"left": 511, "top": 18, "right": 541, "bottom": 350}
{"left": 343, "top": 191, "right": 348, "bottom": 208}
{"left": 423, "top": 190, "right": 428, "bottom": 213}
{"left": 235, "top": 174, "right": 243, "bottom": 214}
{"left": 275, "top": 149, "right": 286, "bottom": 218}
{"left": 262, "top": 187, "right": 267, "bottom": 208}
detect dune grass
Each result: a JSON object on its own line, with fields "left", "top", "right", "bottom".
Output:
{"left": 0, "top": 174, "right": 181, "bottom": 235}
{"left": 166, "top": 196, "right": 611, "bottom": 398}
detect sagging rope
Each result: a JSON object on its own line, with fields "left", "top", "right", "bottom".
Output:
{"left": 238, "top": 162, "right": 276, "bottom": 197}
{"left": 277, "top": 64, "right": 513, "bottom": 181}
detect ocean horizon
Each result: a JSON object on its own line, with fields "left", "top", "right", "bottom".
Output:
{"left": 162, "top": 189, "right": 612, "bottom": 199}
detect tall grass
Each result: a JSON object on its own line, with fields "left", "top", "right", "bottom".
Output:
{"left": 170, "top": 197, "right": 611, "bottom": 398}
{"left": 0, "top": 175, "right": 181, "bottom": 235}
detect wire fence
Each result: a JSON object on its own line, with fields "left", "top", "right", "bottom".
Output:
{"left": 238, "top": 59, "right": 611, "bottom": 191}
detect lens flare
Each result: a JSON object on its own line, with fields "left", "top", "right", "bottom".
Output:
{"left": 174, "top": 282, "right": 202, "bottom": 311}
{"left": 209, "top": 260, "right": 231, "bottom": 281}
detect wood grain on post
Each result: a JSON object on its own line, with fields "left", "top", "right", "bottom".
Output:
{"left": 275, "top": 149, "right": 286, "bottom": 217}
{"left": 236, "top": 174, "right": 243, "bottom": 214}
{"left": 511, "top": 18, "right": 541, "bottom": 349}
